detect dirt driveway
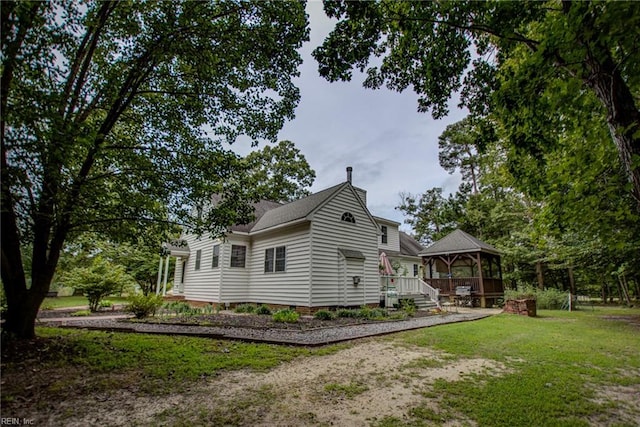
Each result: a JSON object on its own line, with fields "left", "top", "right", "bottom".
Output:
{"left": 35, "top": 338, "right": 506, "bottom": 426}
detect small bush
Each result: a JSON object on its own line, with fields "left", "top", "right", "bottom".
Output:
{"left": 505, "top": 286, "right": 567, "bottom": 310}
{"left": 272, "top": 309, "right": 299, "bottom": 323}
{"left": 368, "top": 308, "right": 389, "bottom": 319}
{"left": 125, "top": 294, "right": 164, "bottom": 319}
{"left": 234, "top": 304, "right": 256, "bottom": 314}
{"left": 400, "top": 300, "right": 416, "bottom": 317}
{"left": 314, "top": 310, "right": 336, "bottom": 320}
{"left": 255, "top": 304, "right": 272, "bottom": 315}
{"left": 336, "top": 308, "right": 359, "bottom": 318}
{"left": 99, "top": 300, "right": 114, "bottom": 309}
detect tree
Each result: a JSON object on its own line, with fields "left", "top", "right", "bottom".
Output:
{"left": 313, "top": 1, "right": 640, "bottom": 208}
{"left": 63, "top": 256, "right": 134, "bottom": 312}
{"left": 438, "top": 117, "right": 485, "bottom": 194}
{"left": 397, "top": 187, "right": 463, "bottom": 244}
{"left": 243, "top": 140, "right": 316, "bottom": 202}
{"left": 1, "top": 1, "right": 309, "bottom": 338}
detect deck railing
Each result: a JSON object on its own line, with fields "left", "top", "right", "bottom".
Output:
{"left": 423, "top": 277, "right": 504, "bottom": 295}
{"left": 380, "top": 276, "right": 439, "bottom": 302}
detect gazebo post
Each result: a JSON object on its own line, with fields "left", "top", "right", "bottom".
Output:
{"left": 477, "top": 252, "right": 486, "bottom": 308}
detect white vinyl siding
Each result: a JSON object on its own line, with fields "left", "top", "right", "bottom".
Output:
{"left": 219, "top": 237, "right": 251, "bottom": 302}
{"left": 310, "top": 187, "right": 379, "bottom": 307}
{"left": 230, "top": 245, "right": 246, "bottom": 268}
{"left": 248, "top": 223, "right": 311, "bottom": 306}
{"left": 177, "top": 234, "right": 223, "bottom": 302}
{"left": 211, "top": 244, "right": 220, "bottom": 268}
{"left": 377, "top": 220, "right": 400, "bottom": 253}
{"left": 264, "top": 246, "right": 286, "bottom": 273}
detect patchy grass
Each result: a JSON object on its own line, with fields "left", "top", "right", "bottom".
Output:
{"left": 41, "top": 295, "right": 129, "bottom": 309}
{"left": 384, "top": 307, "right": 640, "bottom": 427}
{"left": 0, "top": 327, "right": 345, "bottom": 411}
{"left": 322, "top": 381, "right": 370, "bottom": 400}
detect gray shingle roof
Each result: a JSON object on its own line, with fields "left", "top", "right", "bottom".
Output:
{"left": 338, "top": 248, "right": 366, "bottom": 260}
{"left": 418, "top": 229, "right": 500, "bottom": 256}
{"left": 251, "top": 183, "right": 347, "bottom": 232}
{"left": 230, "top": 199, "right": 283, "bottom": 233}
{"left": 399, "top": 231, "right": 424, "bottom": 256}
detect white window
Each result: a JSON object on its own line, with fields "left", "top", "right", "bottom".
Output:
{"left": 211, "top": 244, "right": 220, "bottom": 268}
{"left": 195, "top": 249, "right": 202, "bottom": 270}
{"left": 230, "top": 245, "right": 246, "bottom": 268}
{"left": 381, "top": 225, "right": 388, "bottom": 244}
{"left": 264, "top": 246, "right": 286, "bottom": 273}
{"left": 341, "top": 212, "right": 355, "bottom": 223}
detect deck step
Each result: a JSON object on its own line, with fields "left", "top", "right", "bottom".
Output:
{"left": 402, "top": 294, "right": 438, "bottom": 310}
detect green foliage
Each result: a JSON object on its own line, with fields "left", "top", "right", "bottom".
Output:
{"left": 505, "top": 286, "right": 568, "bottom": 310}
{"left": 336, "top": 309, "right": 359, "bottom": 319}
{"left": 125, "top": 294, "right": 164, "bottom": 319}
{"left": 63, "top": 257, "right": 134, "bottom": 312}
{"left": 314, "top": 310, "right": 336, "bottom": 321}
{"left": 234, "top": 304, "right": 257, "bottom": 314}
{"left": 70, "top": 310, "right": 92, "bottom": 317}
{"left": 98, "top": 300, "right": 113, "bottom": 309}
{"left": 399, "top": 299, "right": 416, "bottom": 317}
{"left": 1, "top": 0, "right": 310, "bottom": 338}
{"left": 255, "top": 305, "right": 272, "bottom": 315}
{"left": 272, "top": 309, "right": 299, "bottom": 323}
{"left": 243, "top": 140, "right": 316, "bottom": 202}
{"left": 314, "top": 2, "right": 640, "bottom": 206}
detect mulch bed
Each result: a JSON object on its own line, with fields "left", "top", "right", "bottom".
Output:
{"left": 129, "top": 310, "right": 438, "bottom": 331}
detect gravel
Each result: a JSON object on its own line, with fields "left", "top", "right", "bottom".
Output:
{"left": 39, "top": 312, "right": 491, "bottom": 346}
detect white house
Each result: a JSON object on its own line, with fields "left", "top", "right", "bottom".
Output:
{"left": 166, "top": 169, "right": 427, "bottom": 313}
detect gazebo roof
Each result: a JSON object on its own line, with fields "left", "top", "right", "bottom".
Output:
{"left": 418, "top": 229, "right": 500, "bottom": 257}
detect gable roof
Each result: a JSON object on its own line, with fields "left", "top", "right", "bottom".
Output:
{"left": 418, "top": 229, "right": 500, "bottom": 256}
{"left": 250, "top": 183, "right": 347, "bottom": 232}
{"left": 230, "top": 199, "right": 283, "bottom": 233}
{"left": 399, "top": 231, "right": 424, "bottom": 257}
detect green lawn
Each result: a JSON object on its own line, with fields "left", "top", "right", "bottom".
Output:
{"left": 380, "top": 306, "right": 640, "bottom": 427}
{"left": 41, "top": 295, "right": 129, "bottom": 309}
{"left": 3, "top": 306, "right": 639, "bottom": 426}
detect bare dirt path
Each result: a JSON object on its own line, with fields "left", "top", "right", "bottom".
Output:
{"left": 39, "top": 338, "right": 507, "bottom": 426}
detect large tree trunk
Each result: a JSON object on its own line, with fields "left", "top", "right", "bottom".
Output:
{"left": 3, "top": 285, "right": 48, "bottom": 339}
{"left": 567, "top": 267, "right": 576, "bottom": 296}
{"left": 571, "top": 6, "right": 640, "bottom": 210}
{"left": 535, "top": 261, "right": 544, "bottom": 290}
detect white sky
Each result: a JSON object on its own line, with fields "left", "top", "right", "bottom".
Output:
{"left": 231, "top": 1, "right": 467, "bottom": 232}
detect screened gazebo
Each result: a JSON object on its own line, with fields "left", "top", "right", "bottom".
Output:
{"left": 418, "top": 229, "right": 503, "bottom": 308}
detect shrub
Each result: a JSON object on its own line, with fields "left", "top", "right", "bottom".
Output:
{"left": 505, "top": 286, "right": 567, "bottom": 310}
{"left": 272, "top": 309, "right": 299, "bottom": 323}
{"left": 125, "top": 294, "right": 164, "bottom": 319}
{"left": 368, "top": 308, "right": 389, "bottom": 319}
{"left": 234, "top": 304, "right": 256, "bottom": 314}
{"left": 255, "top": 304, "right": 272, "bottom": 315}
{"left": 314, "top": 310, "right": 336, "bottom": 320}
{"left": 99, "top": 300, "right": 114, "bottom": 309}
{"left": 400, "top": 299, "right": 416, "bottom": 317}
{"left": 336, "top": 309, "right": 359, "bottom": 318}
{"left": 164, "top": 301, "right": 192, "bottom": 315}
{"left": 63, "top": 256, "right": 134, "bottom": 311}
